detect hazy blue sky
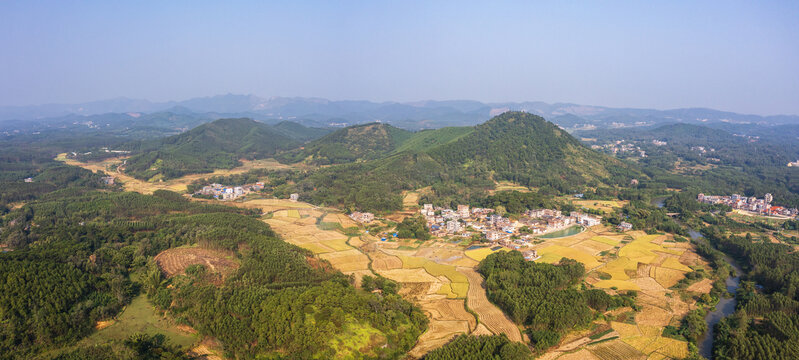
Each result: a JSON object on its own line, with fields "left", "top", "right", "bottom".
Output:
{"left": 1, "top": 1, "right": 798, "bottom": 115}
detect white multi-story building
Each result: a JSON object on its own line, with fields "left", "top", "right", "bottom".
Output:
{"left": 446, "top": 220, "right": 461, "bottom": 233}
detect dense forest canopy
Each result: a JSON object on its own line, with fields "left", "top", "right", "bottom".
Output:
{"left": 0, "top": 184, "right": 427, "bottom": 358}
{"left": 478, "top": 251, "right": 633, "bottom": 353}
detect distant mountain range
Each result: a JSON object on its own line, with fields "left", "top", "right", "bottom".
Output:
{"left": 2, "top": 94, "right": 798, "bottom": 133}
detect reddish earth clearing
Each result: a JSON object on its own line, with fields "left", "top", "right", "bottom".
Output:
{"left": 155, "top": 247, "right": 239, "bottom": 278}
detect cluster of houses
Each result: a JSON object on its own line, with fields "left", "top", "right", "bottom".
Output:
{"left": 690, "top": 146, "right": 715, "bottom": 154}
{"left": 698, "top": 193, "right": 798, "bottom": 218}
{"left": 349, "top": 211, "right": 375, "bottom": 223}
{"left": 591, "top": 140, "right": 647, "bottom": 158}
{"left": 195, "top": 182, "right": 264, "bottom": 200}
{"left": 419, "top": 204, "right": 603, "bottom": 247}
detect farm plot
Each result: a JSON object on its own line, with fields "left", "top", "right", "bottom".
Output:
{"left": 373, "top": 252, "right": 476, "bottom": 359}
{"left": 397, "top": 255, "right": 469, "bottom": 298}
{"left": 370, "top": 252, "right": 403, "bottom": 271}
{"left": 602, "top": 257, "right": 639, "bottom": 280}
{"left": 686, "top": 278, "right": 713, "bottom": 294}
{"left": 591, "top": 236, "right": 621, "bottom": 246}
{"left": 155, "top": 247, "right": 238, "bottom": 278}
{"left": 618, "top": 234, "right": 684, "bottom": 264}
{"left": 536, "top": 245, "right": 603, "bottom": 270}
{"left": 570, "top": 199, "right": 628, "bottom": 213}
{"left": 651, "top": 266, "right": 686, "bottom": 288}
{"left": 319, "top": 249, "right": 371, "bottom": 272}
{"left": 464, "top": 247, "right": 507, "bottom": 262}
{"left": 587, "top": 338, "right": 646, "bottom": 360}
{"left": 572, "top": 239, "right": 617, "bottom": 255}
{"left": 458, "top": 267, "right": 523, "bottom": 342}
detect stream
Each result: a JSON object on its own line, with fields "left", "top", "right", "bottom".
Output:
{"left": 651, "top": 197, "right": 742, "bottom": 359}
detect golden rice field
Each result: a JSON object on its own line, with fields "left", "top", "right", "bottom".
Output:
{"left": 602, "top": 257, "right": 639, "bottom": 280}
{"left": 538, "top": 229, "right": 695, "bottom": 360}
{"left": 397, "top": 255, "right": 469, "bottom": 298}
{"left": 592, "top": 280, "right": 641, "bottom": 291}
{"left": 536, "top": 245, "right": 603, "bottom": 270}
{"left": 591, "top": 236, "right": 621, "bottom": 246}
{"left": 463, "top": 247, "right": 508, "bottom": 262}
{"left": 570, "top": 199, "right": 628, "bottom": 213}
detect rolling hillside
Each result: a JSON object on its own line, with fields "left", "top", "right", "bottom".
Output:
{"left": 124, "top": 118, "right": 317, "bottom": 180}
{"left": 428, "top": 112, "right": 638, "bottom": 188}
{"left": 277, "top": 122, "right": 414, "bottom": 164}
{"left": 300, "top": 112, "right": 642, "bottom": 212}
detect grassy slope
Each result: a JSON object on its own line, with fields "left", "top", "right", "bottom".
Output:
{"left": 80, "top": 295, "right": 197, "bottom": 349}
{"left": 392, "top": 126, "right": 474, "bottom": 154}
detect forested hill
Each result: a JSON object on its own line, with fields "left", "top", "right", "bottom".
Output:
{"left": 277, "top": 122, "right": 414, "bottom": 164}
{"left": 294, "top": 112, "right": 643, "bottom": 212}
{"left": 124, "top": 118, "right": 318, "bottom": 180}
{"left": 428, "top": 112, "right": 640, "bottom": 188}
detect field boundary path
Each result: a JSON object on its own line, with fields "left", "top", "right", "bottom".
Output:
{"left": 457, "top": 267, "right": 523, "bottom": 342}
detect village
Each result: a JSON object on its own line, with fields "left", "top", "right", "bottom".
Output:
{"left": 698, "top": 193, "right": 799, "bottom": 218}
{"left": 590, "top": 139, "right": 647, "bottom": 158}
{"left": 194, "top": 182, "right": 265, "bottom": 200}
{"left": 420, "top": 204, "right": 607, "bottom": 251}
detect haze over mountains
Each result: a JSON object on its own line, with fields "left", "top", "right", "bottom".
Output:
{"left": 2, "top": 94, "right": 798, "bottom": 134}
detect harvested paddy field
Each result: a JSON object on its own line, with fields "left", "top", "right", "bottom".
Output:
{"left": 536, "top": 245, "right": 603, "bottom": 270}
{"left": 458, "top": 267, "right": 522, "bottom": 342}
{"left": 537, "top": 228, "right": 696, "bottom": 360}
{"left": 370, "top": 252, "right": 403, "bottom": 271}
{"left": 569, "top": 199, "right": 628, "bottom": 213}
{"left": 396, "top": 254, "right": 469, "bottom": 298}
{"left": 375, "top": 254, "right": 477, "bottom": 359}
{"left": 154, "top": 247, "right": 238, "bottom": 278}
{"left": 464, "top": 246, "right": 508, "bottom": 262}
{"left": 255, "top": 202, "right": 374, "bottom": 281}
{"left": 686, "top": 278, "right": 714, "bottom": 294}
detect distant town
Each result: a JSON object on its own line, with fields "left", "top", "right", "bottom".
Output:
{"left": 698, "top": 193, "right": 798, "bottom": 218}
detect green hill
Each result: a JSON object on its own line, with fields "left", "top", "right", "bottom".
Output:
{"left": 277, "top": 122, "right": 413, "bottom": 165}
{"left": 392, "top": 126, "right": 474, "bottom": 154}
{"left": 299, "top": 112, "right": 642, "bottom": 212}
{"left": 428, "top": 111, "right": 637, "bottom": 188}
{"left": 125, "top": 118, "right": 302, "bottom": 180}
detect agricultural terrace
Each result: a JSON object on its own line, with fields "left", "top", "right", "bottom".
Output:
{"left": 181, "top": 184, "right": 707, "bottom": 360}
{"left": 57, "top": 154, "right": 303, "bottom": 194}
{"left": 531, "top": 227, "right": 705, "bottom": 360}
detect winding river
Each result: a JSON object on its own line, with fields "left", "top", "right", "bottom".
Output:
{"left": 652, "top": 197, "right": 742, "bottom": 359}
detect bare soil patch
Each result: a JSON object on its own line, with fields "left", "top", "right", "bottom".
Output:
{"left": 686, "top": 278, "right": 713, "bottom": 294}
{"left": 154, "top": 247, "right": 238, "bottom": 278}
